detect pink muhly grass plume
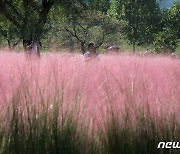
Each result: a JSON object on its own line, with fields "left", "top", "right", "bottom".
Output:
{"left": 0, "top": 51, "right": 179, "bottom": 131}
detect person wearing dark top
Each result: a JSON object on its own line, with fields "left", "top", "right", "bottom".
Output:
{"left": 83, "top": 43, "right": 98, "bottom": 60}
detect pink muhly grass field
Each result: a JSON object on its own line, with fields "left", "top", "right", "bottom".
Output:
{"left": 0, "top": 51, "right": 180, "bottom": 130}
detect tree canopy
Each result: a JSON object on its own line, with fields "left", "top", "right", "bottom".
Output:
{"left": 0, "top": 0, "right": 179, "bottom": 53}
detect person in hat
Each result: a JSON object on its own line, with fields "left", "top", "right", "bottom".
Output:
{"left": 106, "top": 46, "right": 119, "bottom": 54}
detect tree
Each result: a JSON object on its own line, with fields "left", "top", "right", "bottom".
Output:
{"left": 153, "top": 28, "right": 178, "bottom": 53}
{"left": 0, "top": 0, "right": 56, "bottom": 52}
{"left": 63, "top": 12, "right": 124, "bottom": 53}
{"left": 121, "top": 0, "right": 162, "bottom": 53}
{"left": 48, "top": 0, "right": 126, "bottom": 53}
{"left": 0, "top": 15, "right": 21, "bottom": 49}
{"left": 167, "top": 2, "right": 180, "bottom": 38}
{"left": 153, "top": 2, "right": 180, "bottom": 53}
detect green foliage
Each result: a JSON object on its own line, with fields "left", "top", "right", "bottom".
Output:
{"left": 107, "top": 0, "right": 118, "bottom": 19}
{"left": 0, "top": 0, "right": 179, "bottom": 52}
{"left": 167, "top": 2, "right": 180, "bottom": 38}
{"left": 0, "top": 0, "right": 63, "bottom": 50}
{"left": 153, "top": 28, "right": 178, "bottom": 53}
{"left": 0, "top": 15, "right": 21, "bottom": 48}
{"left": 153, "top": 2, "right": 180, "bottom": 53}
{"left": 121, "top": 0, "right": 162, "bottom": 52}
{"left": 45, "top": 2, "right": 126, "bottom": 53}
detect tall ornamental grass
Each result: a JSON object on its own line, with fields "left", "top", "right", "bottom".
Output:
{"left": 0, "top": 51, "right": 179, "bottom": 154}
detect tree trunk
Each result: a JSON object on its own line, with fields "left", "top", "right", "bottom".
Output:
{"left": 21, "top": 0, "right": 54, "bottom": 54}
{"left": 7, "top": 39, "right": 11, "bottom": 49}
{"left": 133, "top": 42, "right": 135, "bottom": 54}
{"left": 12, "top": 38, "right": 22, "bottom": 49}
{"left": 81, "top": 42, "right": 86, "bottom": 54}
{"left": 0, "top": 0, "right": 54, "bottom": 54}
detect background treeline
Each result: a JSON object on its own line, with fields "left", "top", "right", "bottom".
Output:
{"left": 0, "top": 0, "right": 179, "bottom": 53}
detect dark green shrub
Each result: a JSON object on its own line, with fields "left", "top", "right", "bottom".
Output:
{"left": 153, "top": 28, "right": 178, "bottom": 53}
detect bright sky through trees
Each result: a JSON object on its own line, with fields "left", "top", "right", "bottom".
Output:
{"left": 159, "top": 0, "right": 180, "bottom": 8}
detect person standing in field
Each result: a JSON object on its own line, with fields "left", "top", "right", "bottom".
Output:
{"left": 83, "top": 43, "right": 98, "bottom": 61}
